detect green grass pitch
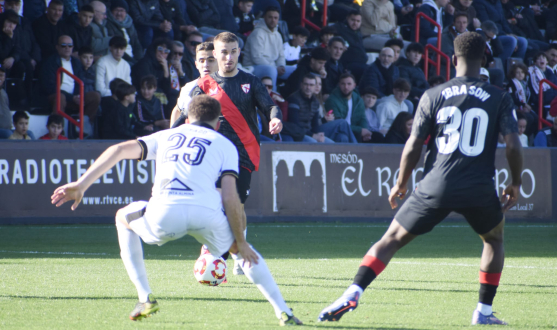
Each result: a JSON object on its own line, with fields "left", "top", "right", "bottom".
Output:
{"left": 0, "top": 222, "right": 556, "bottom": 329}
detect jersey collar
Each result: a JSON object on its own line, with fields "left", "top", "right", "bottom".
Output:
{"left": 189, "top": 121, "right": 215, "bottom": 130}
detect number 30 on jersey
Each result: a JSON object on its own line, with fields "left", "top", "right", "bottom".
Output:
{"left": 436, "top": 106, "right": 489, "bottom": 156}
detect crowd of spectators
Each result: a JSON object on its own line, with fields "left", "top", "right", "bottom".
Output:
{"left": 1, "top": 0, "right": 557, "bottom": 147}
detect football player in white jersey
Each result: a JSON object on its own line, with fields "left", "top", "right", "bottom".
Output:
{"left": 51, "top": 95, "right": 303, "bottom": 326}
{"left": 170, "top": 42, "right": 218, "bottom": 126}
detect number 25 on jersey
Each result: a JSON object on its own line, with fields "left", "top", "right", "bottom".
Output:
{"left": 163, "top": 133, "right": 212, "bottom": 165}
{"left": 436, "top": 106, "right": 489, "bottom": 157}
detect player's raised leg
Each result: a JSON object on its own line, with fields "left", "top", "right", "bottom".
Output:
{"left": 318, "top": 219, "right": 416, "bottom": 322}
{"left": 472, "top": 218, "right": 507, "bottom": 325}
{"left": 115, "top": 204, "right": 159, "bottom": 321}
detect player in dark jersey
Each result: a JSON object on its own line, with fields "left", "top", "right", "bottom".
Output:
{"left": 190, "top": 32, "right": 283, "bottom": 275}
{"left": 318, "top": 32, "right": 523, "bottom": 326}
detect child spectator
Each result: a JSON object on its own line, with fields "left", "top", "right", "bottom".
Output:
{"left": 428, "top": 75, "right": 446, "bottom": 87}
{"left": 319, "top": 26, "right": 337, "bottom": 48}
{"left": 361, "top": 87, "right": 384, "bottom": 142}
{"left": 79, "top": 46, "right": 96, "bottom": 93}
{"left": 517, "top": 116, "right": 529, "bottom": 147}
{"left": 0, "top": 67, "right": 12, "bottom": 139}
{"left": 8, "top": 111, "right": 32, "bottom": 140}
{"left": 100, "top": 77, "right": 126, "bottom": 111}
{"left": 135, "top": 75, "right": 169, "bottom": 130}
{"left": 96, "top": 36, "right": 132, "bottom": 97}
{"left": 383, "top": 111, "right": 413, "bottom": 144}
{"left": 284, "top": 26, "right": 310, "bottom": 66}
{"left": 39, "top": 114, "right": 68, "bottom": 140}
{"left": 376, "top": 78, "right": 411, "bottom": 134}
{"left": 233, "top": 0, "right": 255, "bottom": 35}
{"left": 508, "top": 63, "right": 537, "bottom": 137}
{"left": 101, "top": 81, "right": 153, "bottom": 139}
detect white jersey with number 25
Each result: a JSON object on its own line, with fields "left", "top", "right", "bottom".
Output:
{"left": 138, "top": 123, "right": 239, "bottom": 210}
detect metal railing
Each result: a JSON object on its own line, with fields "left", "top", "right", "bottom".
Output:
{"left": 424, "top": 44, "right": 450, "bottom": 81}
{"left": 414, "top": 12, "right": 441, "bottom": 49}
{"left": 538, "top": 79, "right": 556, "bottom": 130}
{"left": 300, "top": 0, "right": 328, "bottom": 31}
{"left": 56, "top": 67, "right": 84, "bottom": 140}
{"left": 415, "top": 13, "right": 444, "bottom": 80}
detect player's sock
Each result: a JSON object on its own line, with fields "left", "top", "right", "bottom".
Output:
{"left": 477, "top": 271, "right": 501, "bottom": 316}
{"left": 116, "top": 221, "right": 151, "bottom": 303}
{"left": 232, "top": 248, "right": 292, "bottom": 319}
{"left": 352, "top": 255, "right": 386, "bottom": 291}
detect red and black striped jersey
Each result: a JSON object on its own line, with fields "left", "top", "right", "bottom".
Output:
{"left": 190, "top": 70, "right": 282, "bottom": 171}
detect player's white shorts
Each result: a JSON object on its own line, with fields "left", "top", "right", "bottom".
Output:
{"left": 120, "top": 201, "right": 235, "bottom": 256}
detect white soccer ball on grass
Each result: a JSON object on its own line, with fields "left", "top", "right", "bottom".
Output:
{"left": 193, "top": 254, "right": 227, "bottom": 286}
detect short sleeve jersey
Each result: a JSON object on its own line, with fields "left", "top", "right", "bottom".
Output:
{"left": 137, "top": 122, "right": 239, "bottom": 210}
{"left": 190, "top": 70, "right": 282, "bottom": 172}
{"left": 176, "top": 78, "right": 199, "bottom": 114}
{"left": 411, "top": 76, "right": 518, "bottom": 208}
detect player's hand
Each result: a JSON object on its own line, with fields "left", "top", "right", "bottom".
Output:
{"left": 388, "top": 183, "right": 407, "bottom": 209}
{"left": 501, "top": 184, "right": 520, "bottom": 213}
{"left": 51, "top": 182, "right": 84, "bottom": 210}
{"left": 237, "top": 241, "right": 259, "bottom": 267}
{"left": 269, "top": 118, "right": 282, "bottom": 134}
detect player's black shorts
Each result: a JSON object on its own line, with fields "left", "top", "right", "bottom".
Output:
{"left": 395, "top": 192, "right": 504, "bottom": 235}
{"left": 216, "top": 167, "right": 251, "bottom": 204}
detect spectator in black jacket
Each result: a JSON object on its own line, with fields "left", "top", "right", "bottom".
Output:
{"left": 413, "top": 0, "right": 455, "bottom": 45}
{"left": 102, "top": 81, "right": 153, "bottom": 139}
{"left": 128, "top": 0, "right": 171, "bottom": 49}
{"left": 182, "top": 31, "right": 202, "bottom": 80}
{"left": 23, "top": 0, "right": 46, "bottom": 23}
{"left": 78, "top": 46, "right": 96, "bottom": 93}
{"left": 383, "top": 111, "right": 413, "bottom": 144}
{"left": 41, "top": 35, "right": 101, "bottom": 120}
{"left": 233, "top": 0, "right": 255, "bottom": 35}
{"left": 323, "top": 36, "right": 346, "bottom": 95}
{"left": 186, "top": 0, "right": 220, "bottom": 32}
{"left": 359, "top": 47, "right": 399, "bottom": 97}
{"left": 213, "top": 0, "right": 239, "bottom": 34}
{"left": 131, "top": 38, "right": 173, "bottom": 109}
{"left": 106, "top": 0, "right": 144, "bottom": 65}
{"left": 283, "top": 47, "right": 330, "bottom": 98}
{"left": 0, "top": 10, "right": 34, "bottom": 107}
{"left": 159, "top": 0, "right": 188, "bottom": 41}
{"left": 3, "top": 0, "right": 41, "bottom": 71}
{"left": 397, "top": 42, "right": 429, "bottom": 104}
{"left": 32, "top": 0, "right": 66, "bottom": 61}
{"left": 334, "top": 10, "right": 368, "bottom": 83}
{"left": 134, "top": 75, "right": 170, "bottom": 130}
{"left": 64, "top": 5, "right": 94, "bottom": 58}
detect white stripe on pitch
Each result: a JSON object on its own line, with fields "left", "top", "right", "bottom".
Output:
{"left": 0, "top": 250, "right": 555, "bottom": 270}
{"left": 1, "top": 224, "right": 553, "bottom": 229}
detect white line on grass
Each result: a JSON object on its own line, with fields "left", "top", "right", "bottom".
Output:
{"left": 1, "top": 250, "right": 555, "bottom": 270}
{"left": 0, "top": 224, "right": 553, "bottom": 229}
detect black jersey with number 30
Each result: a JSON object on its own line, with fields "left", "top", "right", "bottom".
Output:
{"left": 411, "top": 76, "right": 518, "bottom": 208}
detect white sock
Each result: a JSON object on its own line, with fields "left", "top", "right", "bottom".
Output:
{"left": 477, "top": 302, "right": 492, "bottom": 316}
{"left": 116, "top": 221, "right": 151, "bottom": 302}
{"left": 345, "top": 284, "right": 364, "bottom": 298}
{"left": 232, "top": 248, "right": 291, "bottom": 319}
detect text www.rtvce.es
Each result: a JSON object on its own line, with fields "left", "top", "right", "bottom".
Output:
{"left": 82, "top": 196, "right": 134, "bottom": 205}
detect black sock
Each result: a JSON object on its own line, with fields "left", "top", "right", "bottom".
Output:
{"left": 353, "top": 266, "right": 378, "bottom": 291}
{"left": 479, "top": 283, "right": 498, "bottom": 305}
{"left": 221, "top": 252, "right": 230, "bottom": 260}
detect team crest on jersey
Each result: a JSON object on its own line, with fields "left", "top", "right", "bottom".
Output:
{"left": 241, "top": 84, "right": 250, "bottom": 94}
{"left": 209, "top": 87, "right": 218, "bottom": 96}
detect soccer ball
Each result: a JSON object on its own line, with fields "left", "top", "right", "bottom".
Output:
{"left": 193, "top": 254, "right": 227, "bottom": 286}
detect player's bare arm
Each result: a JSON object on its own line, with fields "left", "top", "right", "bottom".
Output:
{"left": 221, "top": 174, "right": 259, "bottom": 266}
{"left": 51, "top": 140, "right": 143, "bottom": 210}
{"left": 389, "top": 135, "right": 425, "bottom": 209}
{"left": 502, "top": 132, "right": 523, "bottom": 212}
{"left": 170, "top": 105, "right": 181, "bottom": 125}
